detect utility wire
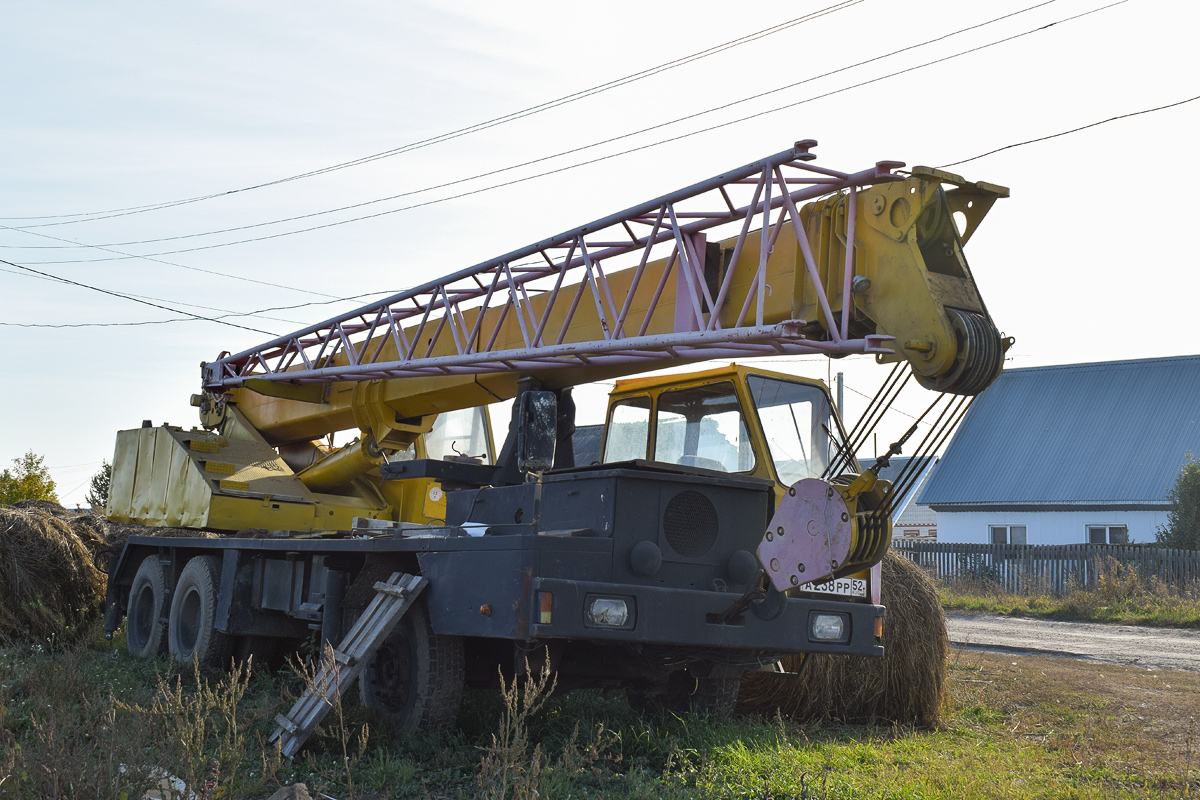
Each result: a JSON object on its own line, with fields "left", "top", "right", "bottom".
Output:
{"left": 0, "top": 264, "right": 306, "bottom": 325}
{"left": 0, "top": 0, "right": 860, "bottom": 225}
{"left": 17, "top": 0, "right": 1123, "bottom": 265}
{"left": 0, "top": 258, "right": 277, "bottom": 335}
{"left": 0, "top": 223, "right": 339, "bottom": 298}
{"left": 7, "top": 0, "right": 1064, "bottom": 252}
{"left": 938, "top": 92, "right": 1200, "bottom": 168}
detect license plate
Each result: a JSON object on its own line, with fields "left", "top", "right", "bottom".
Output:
{"left": 799, "top": 576, "right": 867, "bottom": 598}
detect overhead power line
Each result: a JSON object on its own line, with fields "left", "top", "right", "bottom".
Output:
{"left": 16, "top": 0, "right": 1124, "bottom": 266}
{"left": 0, "top": 222, "right": 340, "bottom": 298}
{"left": 938, "top": 92, "right": 1200, "bottom": 168}
{"left": 0, "top": 258, "right": 277, "bottom": 335}
{"left": 0, "top": 263, "right": 306, "bottom": 325}
{"left": 7, "top": 0, "right": 1061, "bottom": 250}
{"left": 0, "top": 0, "right": 860, "bottom": 225}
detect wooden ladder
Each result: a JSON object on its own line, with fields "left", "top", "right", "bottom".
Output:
{"left": 270, "top": 571, "right": 427, "bottom": 758}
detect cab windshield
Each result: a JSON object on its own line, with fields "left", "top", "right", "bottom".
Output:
{"left": 653, "top": 382, "right": 754, "bottom": 473}
{"left": 747, "top": 375, "right": 848, "bottom": 484}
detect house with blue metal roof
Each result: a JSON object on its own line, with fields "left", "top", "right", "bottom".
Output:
{"left": 874, "top": 456, "right": 939, "bottom": 540}
{"left": 918, "top": 354, "right": 1200, "bottom": 545}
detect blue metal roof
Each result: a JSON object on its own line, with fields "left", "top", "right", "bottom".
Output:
{"left": 869, "top": 456, "right": 937, "bottom": 520}
{"left": 919, "top": 354, "right": 1200, "bottom": 510}
{"left": 572, "top": 424, "right": 605, "bottom": 467}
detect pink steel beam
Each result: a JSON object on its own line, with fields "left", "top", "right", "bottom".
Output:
{"left": 203, "top": 141, "right": 903, "bottom": 390}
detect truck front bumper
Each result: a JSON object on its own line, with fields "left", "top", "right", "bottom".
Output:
{"left": 528, "top": 577, "right": 883, "bottom": 658}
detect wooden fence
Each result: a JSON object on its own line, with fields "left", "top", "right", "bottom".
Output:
{"left": 891, "top": 541, "right": 1200, "bottom": 595}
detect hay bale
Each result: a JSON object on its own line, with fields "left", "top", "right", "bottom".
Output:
{"left": 736, "top": 550, "right": 947, "bottom": 728}
{"left": 0, "top": 503, "right": 221, "bottom": 645}
{"left": 0, "top": 504, "right": 106, "bottom": 645}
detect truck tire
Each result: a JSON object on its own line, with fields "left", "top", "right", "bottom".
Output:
{"left": 358, "top": 597, "right": 464, "bottom": 736}
{"left": 627, "top": 669, "right": 742, "bottom": 720}
{"left": 168, "top": 555, "right": 233, "bottom": 668}
{"left": 126, "top": 556, "right": 168, "bottom": 658}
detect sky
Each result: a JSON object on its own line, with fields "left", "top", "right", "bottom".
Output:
{"left": 1, "top": 0, "right": 1195, "bottom": 507}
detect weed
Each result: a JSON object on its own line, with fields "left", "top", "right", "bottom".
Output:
{"left": 291, "top": 642, "right": 370, "bottom": 799}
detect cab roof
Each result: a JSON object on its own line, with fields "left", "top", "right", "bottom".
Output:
{"left": 608, "top": 363, "right": 830, "bottom": 395}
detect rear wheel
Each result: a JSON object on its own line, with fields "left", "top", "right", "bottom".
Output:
{"left": 358, "top": 597, "right": 464, "bottom": 735}
{"left": 126, "top": 556, "right": 168, "bottom": 658}
{"left": 168, "top": 556, "right": 232, "bottom": 668}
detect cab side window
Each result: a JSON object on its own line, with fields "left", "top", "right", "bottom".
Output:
{"left": 602, "top": 397, "right": 651, "bottom": 463}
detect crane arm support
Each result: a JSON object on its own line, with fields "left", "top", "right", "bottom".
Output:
{"left": 202, "top": 141, "right": 900, "bottom": 393}
{"left": 200, "top": 141, "right": 1009, "bottom": 446}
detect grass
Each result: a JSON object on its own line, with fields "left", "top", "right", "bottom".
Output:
{"left": 939, "top": 557, "right": 1200, "bottom": 628}
{"left": 2, "top": 625, "right": 1200, "bottom": 799}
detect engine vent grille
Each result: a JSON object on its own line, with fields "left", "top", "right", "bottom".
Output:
{"left": 662, "top": 490, "right": 718, "bottom": 558}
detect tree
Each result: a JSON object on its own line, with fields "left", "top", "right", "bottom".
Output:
{"left": 86, "top": 460, "right": 112, "bottom": 509}
{"left": 1157, "top": 454, "right": 1200, "bottom": 549}
{"left": 0, "top": 451, "right": 58, "bottom": 506}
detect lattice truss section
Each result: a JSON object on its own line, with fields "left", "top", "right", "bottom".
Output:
{"left": 204, "top": 141, "right": 904, "bottom": 390}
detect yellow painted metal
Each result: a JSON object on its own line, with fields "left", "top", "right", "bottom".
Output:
{"left": 295, "top": 436, "right": 384, "bottom": 492}
{"left": 112, "top": 166, "right": 1005, "bottom": 535}
{"left": 219, "top": 172, "right": 1005, "bottom": 452}
{"left": 106, "top": 412, "right": 396, "bottom": 532}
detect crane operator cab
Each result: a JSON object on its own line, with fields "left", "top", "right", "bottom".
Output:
{"left": 598, "top": 364, "right": 889, "bottom": 600}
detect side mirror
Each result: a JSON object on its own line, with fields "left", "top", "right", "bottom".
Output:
{"left": 517, "top": 391, "right": 557, "bottom": 474}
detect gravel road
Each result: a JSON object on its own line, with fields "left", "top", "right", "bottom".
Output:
{"left": 946, "top": 613, "right": 1200, "bottom": 672}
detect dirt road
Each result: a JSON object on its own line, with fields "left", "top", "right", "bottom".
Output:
{"left": 946, "top": 613, "right": 1200, "bottom": 672}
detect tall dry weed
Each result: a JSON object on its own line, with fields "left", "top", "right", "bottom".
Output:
{"left": 476, "top": 656, "right": 614, "bottom": 800}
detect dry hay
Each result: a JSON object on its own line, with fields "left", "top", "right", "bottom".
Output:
{"left": 736, "top": 550, "right": 948, "bottom": 728}
{"left": 0, "top": 503, "right": 217, "bottom": 646}
{"left": 102, "top": 521, "right": 217, "bottom": 566}
{"left": 0, "top": 503, "right": 107, "bottom": 645}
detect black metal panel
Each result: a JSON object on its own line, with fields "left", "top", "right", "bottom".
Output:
{"left": 531, "top": 577, "right": 883, "bottom": 657}
{"left": 534, "top": 538, "right": 613, "bottom": 582}
{"left": 417, "top": 549, "right": 534, "bottom": 639}
{"left": 537, "top": 473, "right": 617, "bottom": 536}
{"left": 379, "top": 457, "right": 500, "bottom": 488}
{"left": 446, "top": 484, "right": 537, "bottom": 526}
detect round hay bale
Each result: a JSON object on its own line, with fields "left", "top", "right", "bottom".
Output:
{"left": 0, "top": 504, "right": 106, "bottom": 645}
{"left": 736, "top": 550, "right": 947, "bottom": 728}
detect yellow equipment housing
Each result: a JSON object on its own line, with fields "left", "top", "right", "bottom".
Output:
{"left": 108, "top": 165, "right": 1008, "bottom": 532}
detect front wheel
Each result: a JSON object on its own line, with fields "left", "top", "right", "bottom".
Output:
{"left": 358, "top": 597, "right": 464, "bottom": 735}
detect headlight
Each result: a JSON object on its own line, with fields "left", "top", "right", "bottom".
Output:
{"left": 810, "top": 612, "right": 848, "bottom": 642}
{"left": 586, "top": 597, "right": 630, "bottom": 627}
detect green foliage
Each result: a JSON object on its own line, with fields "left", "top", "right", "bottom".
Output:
{"left": 85, "top": 460, "right": 111, "bottom": 509}
{"left": 0, "top": 451, "right": 57, "bottom": 506}
{"left": 3, "top": 628, "right": 1199, "bottom": 799}
{"left": 1157, "top": 454, "right": 1200, "bottom": 549}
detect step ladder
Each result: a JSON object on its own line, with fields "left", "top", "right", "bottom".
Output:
{"left": 270, "top": 571, "right": 427, "bottom": 758}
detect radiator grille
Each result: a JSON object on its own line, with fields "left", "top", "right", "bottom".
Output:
{"left": 662, "top": 490, "right": 718, "bottom": 558}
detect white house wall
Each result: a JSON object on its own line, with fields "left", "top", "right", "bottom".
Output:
{"left": 935, "top": 509, "right": 1168, "bottom": 545}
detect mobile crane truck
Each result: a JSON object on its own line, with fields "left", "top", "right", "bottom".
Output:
{"left": 103, "top": 140, "right": 1009, "bottom": 736}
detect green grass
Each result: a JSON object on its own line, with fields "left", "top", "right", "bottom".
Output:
{"left": 940, "top": 584, "right": 1200, "bottom": 627}
{"left": 3, "top": 629, "right": 1199, "bottom": 799}
{"left": 937, "top": 557, "right": 1200, "bottom": 628}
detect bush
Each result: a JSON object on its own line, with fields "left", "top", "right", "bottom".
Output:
{"left": 0, "top": 452, "right": 57, "bottom": 507}
{"left": 1157, "top": 454, "right": 1200, "bottom": 549}
{"left": 85, "top": 461, "right": 111, "bottom": 510}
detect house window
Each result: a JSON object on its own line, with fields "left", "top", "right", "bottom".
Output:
{"left": 989, "top": 524, "right": 1026, "bottom": 545}
{"left": 1087, "top": 525, "right": 1128, "bottom": 544}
